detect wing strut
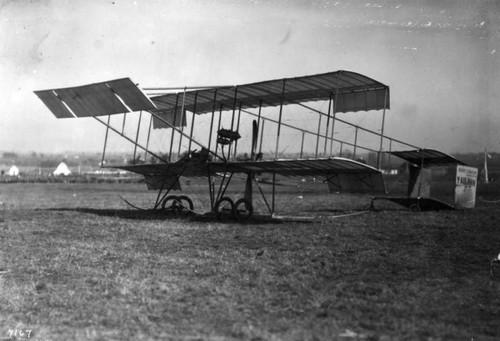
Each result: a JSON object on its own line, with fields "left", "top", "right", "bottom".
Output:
{"left": 207, "top": 89, "right": 218, "bottom": 153}
{"left": 176, "top": 87, "right": 187, "bottom": 161}
{"left": 274, "top": 80, "right": 287, "bottom": 159}
{"left": 95, "top": 116, "right": 166, "bottom": 163}
{"left": 377, "top": 88, "right": 389, "bottom": 169}
{"left": 101, "top": 115, "right": 111, "bottom": 166}
{"left": 149, "top": 111, "right": 224, "bottom": 162}
{"left": 329, "top": 89, "right": 338, "bottom": 155}
{"left": 323, "top": 92, "right": 334, "bottom": 155}
{"left": 168, "top": 93, "right": 180, "bottom": 163}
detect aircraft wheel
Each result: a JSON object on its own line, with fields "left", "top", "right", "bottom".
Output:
{"left": 214, "top": 197, "right": 235, "bottom": 219}
{"left": 409, "top": 204, "right": 421, "bottom": 212}
{"left": 234, "top": 198, "right": 253, "bottom": 220}
{"left": 161, "top": 195, "right": 182, "bottom": 214}
{"left": 177, "top": 195, "right": 194, "bottom": 211}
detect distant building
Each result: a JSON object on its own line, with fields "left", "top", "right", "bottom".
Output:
{"left": 8, "top": 165, "right": 19, "bottom": 176}
{"left": 53, "top": 162, "right": 71, "bottom": 176}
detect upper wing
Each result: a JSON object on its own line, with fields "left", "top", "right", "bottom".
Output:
{"left": 34, "top": 71, "right": 388, "bottom": 127}
{"left": 151, "top": 70, "right": 389, "bottom": 120}
{"left": 34, "top": 78, "right": 156, "bottom": 118}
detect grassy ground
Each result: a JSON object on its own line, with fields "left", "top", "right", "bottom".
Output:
{"left": 1, "top": 183, "right": 500, "bottom": 340}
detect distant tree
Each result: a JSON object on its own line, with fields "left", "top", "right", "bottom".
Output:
{"left": 127, "top": 157, "right": 145, "bottom": 165}
{"left": 85, "top": 158, "right": 99, "bottom": 166}
{"left": 39, "top": 160, "right": 58, "bottom": 168}
{"left": 342, "top": 149, "right": 352, "bottom": 159}
{"left": 158, "top": 153, "right": 169, "bottom": 162}
{"left": 178, "top": 151, "right": 190, "bottom": 160}
{"left": 368, "top": 152, "right": 377, "bottom": 166}
{"left": 2, "top": 152, "right": 17, "bottom": 159}
{"left": 236, "top": 153, "right": 250, "bottom": 161}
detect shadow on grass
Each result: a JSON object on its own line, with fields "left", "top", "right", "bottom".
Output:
{"left": 43, "top": 208, "right": 287, "bottom": 225}
{"left": 44, "top": 208, "right": 169, "bottom": 220}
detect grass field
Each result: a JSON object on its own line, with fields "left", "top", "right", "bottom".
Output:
{"left": 1, "top": 182, "right": 500, "bottom": 340}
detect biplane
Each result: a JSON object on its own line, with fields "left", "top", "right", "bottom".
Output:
{"left": 33, "top": 70, "right": 473, "bottom": 219}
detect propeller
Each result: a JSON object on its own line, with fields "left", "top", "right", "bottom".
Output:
{"left": 245, "top": 120, "right": 259, "bottom": 202}
{"left": 251, "top": 119, "right": 258, "bottom": 161}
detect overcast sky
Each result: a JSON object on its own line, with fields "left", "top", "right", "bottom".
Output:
{"left": 1, "top": 0, "right": 499, "bottom": 154}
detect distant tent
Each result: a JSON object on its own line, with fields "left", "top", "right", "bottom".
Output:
{"left": 53, "top": 162, "right": 71, "bottom": 176}
{"left": 8, "top": 165, "right": 19, "bottom": 176}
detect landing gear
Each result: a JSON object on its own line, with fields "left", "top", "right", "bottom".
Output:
{"left": 234, "top": 198, "right": 253, "bottom": 220}
{"left": 161, "top": 195, "right": 194, "bottom": 214}
{"left": 214, "top": 197, "right": 235, "bottom": 219}
{"left": 208, "top": 167, "right": 258, "bottom": 221}
{"left": 214, "top": 197, "right": 253, "bottom": 220}
{"left": 409, "top": 203, "right": 421, "bottom": 212}
{"left": 177, "top": 195, "right": 194, "bottom": 211}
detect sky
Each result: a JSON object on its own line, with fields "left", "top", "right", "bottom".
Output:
{"left": 1, "top": 0, "right": 499, "bottom": 155}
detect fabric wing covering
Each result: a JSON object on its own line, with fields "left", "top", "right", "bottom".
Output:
{"left": 150, "top": 70, "right": 389, "bottom": 128}
{"left": 326, "top": 172, "right": 386, "bottom": 194}
{"left": 34, "top": 71, "right": 388, "bottom": 123}
{"left": 389, "top": 149, "right": 465, "bottom": 167}
{"left": 34, "top": 78, "right": 156, "bottom": 118}
{"left": 116, "top": 157, "right": 385, "bottom": 194}
{"left": 208, "top": 157, "right": 383, "bottom": 177}
{"left": 152, "top": 110, "right": 187, "bottom": 129}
